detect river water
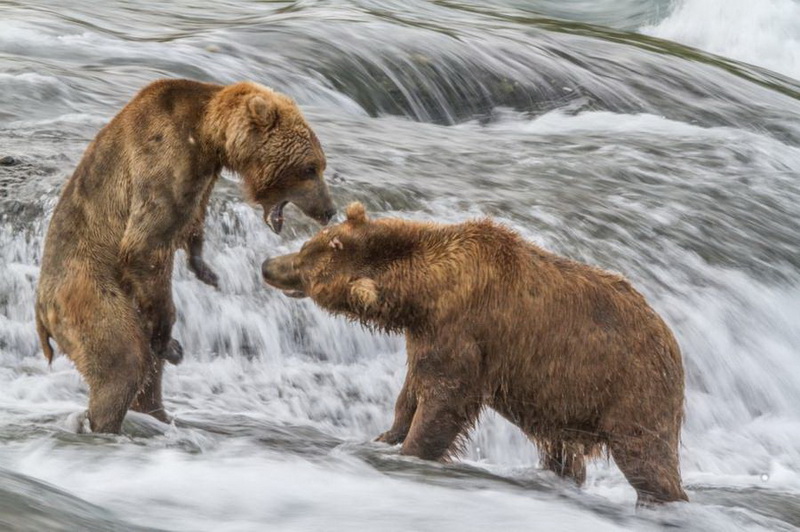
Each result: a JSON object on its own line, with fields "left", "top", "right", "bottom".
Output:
{"left": 1, "top": 1, "right": 799, "bottom": 530}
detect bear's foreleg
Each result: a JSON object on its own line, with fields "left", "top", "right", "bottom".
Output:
{"left": 182, "top": 178, "right": 219, "bottom": 289}
{"left": 376, "top": 374, "right": 417, "bottom": 445}
{"left": 130, "top": 357, "right": 169, "bottom": 423}
{"left": 119, "top": 183, "right": 191, "bottom": 365}
{"left": 398, "top": 337, "right": 483, "bottom": 461}
{"left": 399, "top": 383, "right": 482, "bottom": 461}
{"left": 126, "top": 262, "right": 181, "bottom": 365}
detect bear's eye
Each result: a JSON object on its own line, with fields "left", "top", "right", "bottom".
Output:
{"left": 301, "top": 165, "right": 317, "bottom": 180}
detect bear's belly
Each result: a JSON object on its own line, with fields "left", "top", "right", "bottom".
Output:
{"left": 488, "top": 387, "right": 607, "bottom": 445}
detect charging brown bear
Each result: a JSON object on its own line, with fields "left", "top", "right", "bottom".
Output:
{"left": 262, "top": 203, "right": 688, "bottom": 506}
{"left": 35, "top": 79, "right": 335, "bottom": 433}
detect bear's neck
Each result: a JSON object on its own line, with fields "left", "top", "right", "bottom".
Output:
{"left": 364, "top": 220, "right": 530, "bottom": 335}
{"left": 199, "top": 87, "right": 236, "bottom": 169}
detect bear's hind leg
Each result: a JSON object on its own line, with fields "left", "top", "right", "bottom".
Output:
{"left": 80, "top": 337, "right": 149, "bottom": 434}
{"left": 87, "top": 373, "right": 141, "bottom": 433}
{"left": 68, "top": 293, "right": 150, "bottom": 434}
{"left": 609, "top": 429, "right": 688, "bottom": 506}
{"left": 540, "top": 442, "right": 586, "bottom": 486}
{"left": 130, "top": 357, "right": 169, "bottom": 423}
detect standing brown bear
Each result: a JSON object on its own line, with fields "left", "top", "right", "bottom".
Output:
{"left": 35, "top": 79, "right": 335, "bottom": 433}
{"left": 262, "top": 203, "right": 689, "bottom": 506}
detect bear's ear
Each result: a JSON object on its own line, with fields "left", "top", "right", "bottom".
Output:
{"left": 248, "top": 95, "right": 278, "bottom": 130}
{"left": 350, "top": 278, "right": 379, "bottom": 310}
{"left": 345, "top": 202, "right": 368, "bottom": 225}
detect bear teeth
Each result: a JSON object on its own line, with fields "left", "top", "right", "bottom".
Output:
{"left": 282, "top": 289, "right": 306, "bottom": 299}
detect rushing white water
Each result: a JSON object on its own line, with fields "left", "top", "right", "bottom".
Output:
{"left": 1, "top": 1, "right": 800, "bottom": 531}
{"left": 643, "top": 0, "right": 800, "bottom": 81}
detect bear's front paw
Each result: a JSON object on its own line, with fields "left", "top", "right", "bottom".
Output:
{"left": 375, "top": 430, "right": 405, "bottom": 445}
{"left": 161, "top": 338, "right": 184, "bottom": 365}
{"left": 188, "top": 256, "right": 219, "bottom": 289}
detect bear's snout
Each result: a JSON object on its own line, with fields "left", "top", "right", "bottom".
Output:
{"left": 320, "top": 207, "right": 337, "bottom": 225}
{"left": 261, "top": 254, "right": 306, "bottom": 298}
{"left": 261, "top": 257, "right": 286, "bottom": 284}
{"left": 261, "top": 258, "right": 273, "bottom": 281}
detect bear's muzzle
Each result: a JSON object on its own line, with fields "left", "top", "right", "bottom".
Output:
{"left": 261, "top": 255, "right": 307, "bottom": 298}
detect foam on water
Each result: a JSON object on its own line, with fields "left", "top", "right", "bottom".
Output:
{"left": 0, "top": 443, "right": 657, "bottom": 532}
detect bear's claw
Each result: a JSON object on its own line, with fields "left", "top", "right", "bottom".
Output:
{"left": 375, "top": 430, "right": 405, "bottom": 445}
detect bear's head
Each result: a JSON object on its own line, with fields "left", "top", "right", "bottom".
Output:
{"left": 207, "top": 82, "right": 335, "bottom": 234}
{"left": 261, "top": 202, "right": 427, "bottom": 331}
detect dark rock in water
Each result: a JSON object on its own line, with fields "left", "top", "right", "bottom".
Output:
{"left": 690, "top": 485, "right": 800, "bottom": 529}
{"left": 0, "top": 156, "right": 18, "bottom": 166}
{"left": 0, "top": 467, "right": 161, "bottom": 532}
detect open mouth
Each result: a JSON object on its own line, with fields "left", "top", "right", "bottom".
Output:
{"left": 265, "top": 200, "right": 289, "bottom": 234}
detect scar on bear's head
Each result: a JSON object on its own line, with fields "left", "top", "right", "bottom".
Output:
{"left": 346, "top": 202, "right": 368, "bottom": 225}
{"left": 329, "top": 236, "right": 343, "bottom": 250}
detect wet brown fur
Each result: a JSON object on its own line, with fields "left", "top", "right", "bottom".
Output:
{"left": 35, "top": 79, "right": 334, "bottom": 433}
{"left": 262, "top": 203, "right": 689, "bottom": 506}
